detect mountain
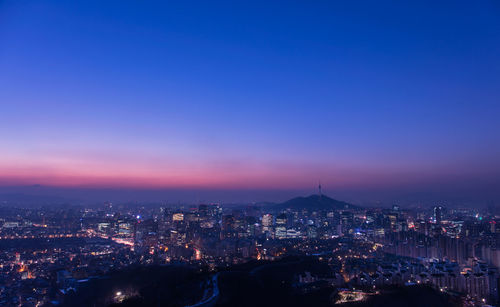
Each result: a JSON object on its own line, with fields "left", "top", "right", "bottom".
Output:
{"left": 274, "top": 194, "right": 359, "bottom": 210}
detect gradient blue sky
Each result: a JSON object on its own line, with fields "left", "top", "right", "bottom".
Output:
{"left": 1, "top": 1, "right": 499, "bottom": 203}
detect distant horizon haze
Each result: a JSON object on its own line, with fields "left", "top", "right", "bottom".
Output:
{"left": 0, "top": 179, "right": 498, "bottom": 207}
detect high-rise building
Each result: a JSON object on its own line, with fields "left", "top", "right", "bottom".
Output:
{"left": 172, "top": 213, "right": 184, "bottom": 222}
{"left": 222, "top": 215, "right": 236, "bottom": 239}
{"left": 198, "top": 204, "right": 208, "bottom": 216}
{"left": 262, "top": 214, "right": 273, "bottom": 232}
{"left": 434, "top": 206, "right": 443, "bottom": 224}
{"left": 275, "top": 213, "right": 287, "bottom": 239}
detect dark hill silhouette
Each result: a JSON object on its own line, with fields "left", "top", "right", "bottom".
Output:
{"left": 275, "top": 194, "right": 359, "bottom": 210}
{"left": 65, "top": 258, "right": 456, "bottom": 307}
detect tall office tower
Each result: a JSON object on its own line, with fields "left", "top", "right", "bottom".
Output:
{"left": 198, "top": 204, "right": 208, "bottom": 216}
{"left": 262, "top": 214, "right": 273, "bottom": 232}
{"left": 172, "top": 212, "right": 184, "bottom": 222}
{"left": 221, "top": 215, "right": 236, "bottom": 239}
{"left": 275, "top": 213, "right": 288, "bottom": 239}
{"left": 434, "top": 206, "right": 443, "bottom": 224}
{"left": 276, "top": 213, "right": 287, "bottom": 226}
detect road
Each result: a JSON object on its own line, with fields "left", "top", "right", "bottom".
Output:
{"left": 185, "top": 272, "right": 220, "bottom": 307}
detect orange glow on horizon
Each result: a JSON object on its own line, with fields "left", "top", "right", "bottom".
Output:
{"left": 0, "top": 152, "right": 482, "bottom": 190}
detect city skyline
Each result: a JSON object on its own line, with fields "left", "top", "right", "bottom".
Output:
{"left": 1, "top": 2, "right": 500, "bottom": 306}
{"left": 1, "top": 1, "right": 500, "bottom": 203}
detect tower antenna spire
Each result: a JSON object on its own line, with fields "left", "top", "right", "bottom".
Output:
{"left": 318, "top": 181, "right": 322, "bottom": 197}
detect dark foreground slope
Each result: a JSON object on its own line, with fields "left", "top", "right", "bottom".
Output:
{"left": 340, "top": 285, "right": 460, "bottom": 307}
{"left": 60, "top": 257, "right": 457, "bottom": 307}
{"left": 61, "top": 265, "right": 208, "bottom": 307}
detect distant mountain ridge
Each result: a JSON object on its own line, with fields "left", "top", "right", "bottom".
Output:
{"left": 274, "top": 194, "right": 359, "bottom": 210}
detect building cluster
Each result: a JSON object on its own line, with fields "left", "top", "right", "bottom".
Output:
{"left": 0, "top": 201, "right": 498, "bottom": 306}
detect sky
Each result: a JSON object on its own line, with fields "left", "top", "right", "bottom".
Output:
{"left": 1, "top": 1, "right": 499, "bottom": 204}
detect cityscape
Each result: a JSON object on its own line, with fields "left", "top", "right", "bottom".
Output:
{"left": 1, "top": 1, "right": 500, "bottom": 306}
{"left": 0, "top": 192, "right": 499, "bottom": 306}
